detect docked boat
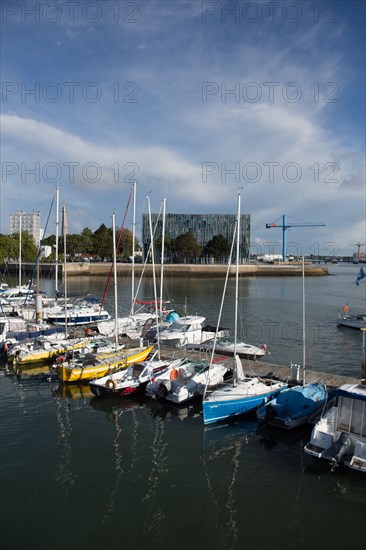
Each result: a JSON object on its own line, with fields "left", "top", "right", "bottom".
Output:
{"left": 0, "top": 316, "right": 65, "bottom": 351}
{"left": 158, "top": 315, "right": 227, "bottom": 348}
{"left": 202, "top": 194, "right": 288, "bottom": 426}
{"left": 145, "top": 357, "right": 228, "bottom": 404}
{"left": 304, "top": 383, "right": 366, "bottom": 473}
{"left": 43, "top": 298, "right": 111, "bottom": 325}
{"left": 203, "top": 356, "right": 287, "bottom": 425}
{"left": 337, "top": 312, "right": 366, "bottom": 330}
{"left": 9, "top": 336, "right": 91, "bottom": 366}
{"left": 256, "top": 382, "right": 328, "bottom": 429}
{"left": 186, "top": 334, "right": 267, "bottom": 360}
{"left": 89, "top": 356, "right": 185, "bottom": 398}
{"left": 56, "top": 344, "right": 154, "bottom": 382}
{"left": 256, "top": 259, "right": 328, "bottom": 429}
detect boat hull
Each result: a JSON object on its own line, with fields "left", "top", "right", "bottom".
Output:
{"left": 203, "top": 384, "right": 287, "bottom": 425}
{"left": 337, "top": 317, "right": 366, "bottom": 330}
{"left": 12, "top": 339, "right": 88, "bottom": 366}
{"left": 57, "top": 345, "right": 154, "bottom": 382}
{"left": 256, "top": 383, "right": 328, "bottom": 430}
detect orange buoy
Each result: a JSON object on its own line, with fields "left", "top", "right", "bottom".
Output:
{"left": 170, "top": 369, "right": 178, "bottom": 380}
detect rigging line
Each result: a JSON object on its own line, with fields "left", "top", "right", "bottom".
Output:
{"left": 24, "top": 192, "right": 56, "bottom": 304}
{"left": 99, "top": 186, "right": 133, "bottom": 313}
{"left": 203, "top": 221, "right": 237, "bottom": 397}
{"left": 131, "top": 202, "right": 164, "bottom": 311}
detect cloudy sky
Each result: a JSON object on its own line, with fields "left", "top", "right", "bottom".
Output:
{"left": 1, "top": 0, "right": 365, "bottom": 257}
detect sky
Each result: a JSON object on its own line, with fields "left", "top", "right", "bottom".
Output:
{"left": 1, "top": 0, "right": 365, "bottom": 257}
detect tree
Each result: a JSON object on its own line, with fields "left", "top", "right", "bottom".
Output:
{"left": 173, "top": 231, "right": 201, "bottom": 263}
{"left": 93, "top": 224, "right": 113, "bottom": 260}
{"left": 0, "top": 234, "right": 17, "bottom": 263}
{"left": 81, "top": 227, "right": 95, "bottom": 253}
{"left": 64, "top": 234, "right": 86, "bottom": 260}
{"left": 204, "top": 234, "right": 231, "bottom": 261}
{"left": 11, "top": 232, "right": 37, "bottom": 262}
{"left": 117, "top": 228, "right": 135, "bottom": 259}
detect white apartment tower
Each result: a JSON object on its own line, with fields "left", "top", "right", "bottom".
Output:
{"left": 9, "top": 211, "right": 42, "bottom": 246}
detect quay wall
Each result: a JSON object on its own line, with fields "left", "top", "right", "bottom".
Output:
{"left": 62, "top": 263, "right": 329, "bottom": 278}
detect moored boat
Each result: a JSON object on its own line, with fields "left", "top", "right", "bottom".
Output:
{"left": 304, "top": 383, "right": 366, "bottom": 473}
{"left": 256, "top": 382, "right": 328, "bottom": 429}
{"left": 202, "top": 194, "right": 288, "bottom": 426}
{"left": 145, "top": 357, "right": 228, "bottom": 404}
{"left": 89, "top": 356, "right": 184, "bottom": 398}
{"left": 9, "top": 336, "right": 91, "bottom": 366}
{"left": 337, "top": 312, "right": 366, "bottom": 330}
{"left": 56, "top": 344, "right": 154, "bottom": 382}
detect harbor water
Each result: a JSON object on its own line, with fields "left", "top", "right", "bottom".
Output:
{"left": 1, "top": 263, "right": 365, "bottom": 550}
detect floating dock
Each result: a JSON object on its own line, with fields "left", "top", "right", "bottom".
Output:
{"left": 157, "top": 345, "right": 360, "bottom": 391}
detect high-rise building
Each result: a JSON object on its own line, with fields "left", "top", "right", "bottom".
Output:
{"left": 9, "top": 211, "right": 41, "bottom": 247}
{"left": 142, "top": 213, "right": 250, "bottom": 262}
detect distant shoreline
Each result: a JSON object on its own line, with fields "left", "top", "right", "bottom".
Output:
{"left": 62, "top": 263, "right": 329, "bottom": 278}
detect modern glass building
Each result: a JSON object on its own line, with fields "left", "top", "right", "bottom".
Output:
{"left": 142, "top": 213, "right": 250, "bottom": 262}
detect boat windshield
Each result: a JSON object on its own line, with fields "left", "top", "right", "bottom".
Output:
{"left": 169, "top": 322, "right": 189, "bottom": 333}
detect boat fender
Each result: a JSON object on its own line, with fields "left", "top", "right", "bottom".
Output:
{"left": 56, "top": 355, "right": 66, "bottom": 364}
{"left": 170, "top": 369, "right": 178, "bottom": 380}
{"left": 106, "top": 378, "right": 116, "bottom": 390}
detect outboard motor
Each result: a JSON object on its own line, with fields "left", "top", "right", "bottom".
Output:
{"left": 156, "top": 382, "right": 170, "bottom": 401}
{"left": 331, "top": 436, "right": 352, "bottom": 472}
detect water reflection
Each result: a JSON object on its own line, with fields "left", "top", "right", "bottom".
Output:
{"left": 53, "top": 382, "right": 94, "bottom": 400}
{"left": 201, "top": 418, "right": 258, "bottom": 550}
{"left": 54, "top": 396, "right": 77, "bottom": 494}
{"left": 102, "top": 409, "right": 124, "bottom": 524}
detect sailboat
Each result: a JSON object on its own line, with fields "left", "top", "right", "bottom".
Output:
{"left": 256, "top": 257, "right": 328, "bottom": 429}
{"left": 202, "top": 193, "right": 287, "bottom": 426}
{"left": 56, "top": 211, "right": 154, "bottom": 383}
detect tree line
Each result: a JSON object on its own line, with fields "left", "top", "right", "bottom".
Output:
{"left": 0, "top": 225, "right": 231, "bottom": 264}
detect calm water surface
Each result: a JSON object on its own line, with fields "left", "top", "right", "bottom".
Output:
{"left": 1, "top": 263, "right": 365, "bottom": 550}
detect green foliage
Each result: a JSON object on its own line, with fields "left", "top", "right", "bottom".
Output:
{"left": 204, "top": 234, "right": 231, "bottom": 260}
{"left": 93, "top": 224, "right": 113, "bottom": 260}
{"left": 0, "top": 234, "right": 17, "bottom": 263}
{"left": 173, "top": 231, "right": 201, "bottom": 262}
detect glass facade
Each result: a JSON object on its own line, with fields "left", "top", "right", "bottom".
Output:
{"left": 142, "top": 213, "right": 250, "bottom": 262}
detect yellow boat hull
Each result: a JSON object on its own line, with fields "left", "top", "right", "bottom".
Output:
{"left": 57, "top": 345, "right": 154, "bottom": 383}
{"left": 13, "top": 340, "right": 90, "bottom": 366}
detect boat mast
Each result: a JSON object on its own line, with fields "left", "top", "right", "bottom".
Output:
{"left": 233, "top": 193, "right": 240, "bottom": 387}
{"left": 112, "top": 212, "right": 119, "bottom": 351}
{"left": 302, "top": 256, "right": 306, "bottom": 385}
{"left": 147, "top": 194, "right": 160, "bottom": 360}
{"left": 160, "top": 197, "right": 166, "bottom": 318}
{"left": 62, "top": 205, "right": 68, "bottom": 335}
{"left": 18, "top": 211, "right": 22, "bottom": 294}
{"left": 55, "top": 185, "right": 60, "bottom": 299}
{"left": 131, "top": 181, "right": 136, "bottom": 315}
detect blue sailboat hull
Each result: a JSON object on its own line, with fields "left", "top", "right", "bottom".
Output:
{"left": 202, "top": 387, "right": 287, "bottom": 425}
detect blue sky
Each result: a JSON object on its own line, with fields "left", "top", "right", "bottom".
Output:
{"left": 1, "top": 0, "right": 365, "bottom": 257}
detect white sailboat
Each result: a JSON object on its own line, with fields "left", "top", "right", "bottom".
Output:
{"left": 256, "top": 257, "right": 328, "bottom": 429}
{"left": 202, "top": 193, "right": 287, "bottom": 426}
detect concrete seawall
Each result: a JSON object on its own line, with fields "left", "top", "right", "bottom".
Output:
{"left": 63, "top": 263, "right": 329, "bottom": 278}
